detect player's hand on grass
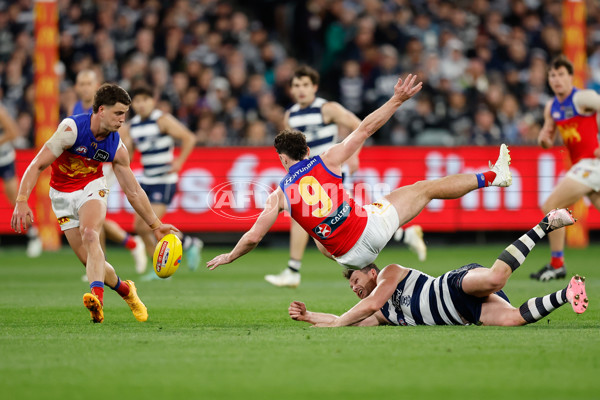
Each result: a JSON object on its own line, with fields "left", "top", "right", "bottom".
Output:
{"left": 153, "top": 223, "right": 180, "bottom": 241}
{"left": 289, "top": 301, "right": 308, "bottom": 321}
{"left": 207, "top": 253, "right": 232, "bottom": 270}
{"left": 11, "top": 203, "right": 33, "bottom": 234}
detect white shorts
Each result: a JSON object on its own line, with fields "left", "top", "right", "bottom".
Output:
{"left": 49, "top": 177, "right": 109, "bottom": 231}
{"left": 102, "top": 163, "right": 117, "bottom": 189}
{"left": 566, "top": 158, "right": 600, "bottom": 192}
{"left": 333, "top": 198, "right": 399, "bottom": 269}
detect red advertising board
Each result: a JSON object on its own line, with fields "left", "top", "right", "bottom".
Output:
{"left": 2, "top": 146, "right": 599, "bottom": 234}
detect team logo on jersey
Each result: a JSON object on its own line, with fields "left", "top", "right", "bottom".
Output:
{"left": 57, "top": 217, "right": 70, "bottom": 225}
{"left": 98, "top": 190, "right": 106, "bottom": 198}
{"left": 312, "top": 201, "right": 352, "bottom": 239}
{"left": 91, "top": 142, "right": 97, "bottom": 150}
{"left": 372, "top": 202, "right": 383, "bottom": 209}
{"left": 564, "top": 107, "right": 574, "bottom": 119}
{"left": 93, "top": 149, "right": 110, "bottom": 162}
{"left": 558, "top": 123, "right": 581, "bottom": 144}
{"left": 58, "top": 157, "right": 98, "bottom": 177}
{"left": 552, "top": 112, "right": 561, "bottom": 119}
{"left": 314, "top": 223, "right": 332, "bottom": 238}
{"left": 75, "top": 146, "right": 87, "bottom": 154}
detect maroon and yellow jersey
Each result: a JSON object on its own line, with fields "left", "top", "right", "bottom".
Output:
{"left": 551, "top": 87, "right": 599, "bottom": 164}
{"left": 50, "top": 113, "right": 121, "bottom": 192}
{"left": 279, "top": 156, "right": 367, "bottom": 256}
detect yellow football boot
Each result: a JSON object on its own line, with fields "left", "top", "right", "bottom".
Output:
{"left": 83, "top": 293, "right": 104, "bottom": 323}
{"left": 123, "top": 280, "right": 148, "bottom": 322}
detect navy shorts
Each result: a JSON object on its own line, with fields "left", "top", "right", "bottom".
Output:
{"left": 0, "top": 162, "right": 16, "bottom": 181}
{"left": 141, "top": 182, "right": 177, "bottom": 205}
{"left": 446, "top": 263, "right": 510, "bottom": 325}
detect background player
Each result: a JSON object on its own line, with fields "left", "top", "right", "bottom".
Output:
{"left": 0, "top": 102, "right": 41, "bottom": 257}
{"left": 11, "top": 83, "right": 176, "bottom": 323}
{"left": 265, "top": 65, "right": 426, "bottom": 288}
{"left": 120, "top": 85, "right": 202, "bottom": 275}
{"left": 207, "top": 74, "right": 511, "bottom": 272}
{"left": 289, "top": 209, "right": 587, "bottom": 327}
{"left": 71, "top": 69, "right": 147, "bottom": 274}
{"left": 532, "top": 55, "right": 600, "bottom": 281}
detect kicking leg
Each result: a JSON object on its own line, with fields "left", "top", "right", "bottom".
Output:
{"left": 386, "top": 144, "right": 511, "bottom": 226}
{"left": 462, "top": 209, "right": 575, "bottom": 298}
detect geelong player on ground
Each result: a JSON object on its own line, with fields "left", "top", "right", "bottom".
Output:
{"left": 289, "top": 209, "right": 588, "bottom": 327}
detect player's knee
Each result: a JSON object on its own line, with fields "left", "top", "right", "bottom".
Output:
{"left": 80, "top": 226, "right": 100, "bottom": 245}
{"left": 480, "top": 269, "right": 507, "bottom": 294}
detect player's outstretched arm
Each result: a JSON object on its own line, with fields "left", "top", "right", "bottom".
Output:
{"left": 207, "top": 188, "right": 284, "bottom": 270}
{"left": 321, "top": 74, "right": 422, "bottom": 168}
{"left": 112, "top": 144, "right": 178, "bottom": 240}
{"left": 289, "top": 301, "right": 339, "bottom": 325}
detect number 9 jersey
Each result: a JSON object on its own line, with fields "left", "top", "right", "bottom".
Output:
{"left": 279, "top": 156, "right": 367, "bottom": 257}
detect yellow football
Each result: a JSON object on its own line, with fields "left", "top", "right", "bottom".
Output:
{"left": 153, "top": 233, "right": 183, "bottom": 278}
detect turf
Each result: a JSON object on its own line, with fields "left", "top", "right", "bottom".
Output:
{"left": 0, "top": 242, "right": 598, "bottom": 400}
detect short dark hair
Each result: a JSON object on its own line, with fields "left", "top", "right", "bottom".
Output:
{"left": 549, "top": 55, "right": 574, "bottom": 75}
{"left": 93, "top": 83, "right": 132, "bottom": 113}
{"left": 343, "top": 263, "right": 380, "bottom": 280}
{"left": 291, "top": 65, "right": 320, "bottom": 86}
{"left": 274, "top": 129, "right": 309, "bottom": 161}
{"left": 129, "top": 85, "right": 154, "bottom": 100}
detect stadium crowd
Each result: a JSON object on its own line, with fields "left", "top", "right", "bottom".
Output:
{"left": 1, "top": 0, "right": 600, "bottom": 148}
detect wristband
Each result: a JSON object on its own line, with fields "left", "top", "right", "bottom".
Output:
{"left": 16, "top": 195, "right": 27, "bottom": 203}
{"left": 149, "top": 219, "right": 161, "bottom": 230}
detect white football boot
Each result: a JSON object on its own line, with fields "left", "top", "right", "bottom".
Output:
{"left": 265, "top": 268, "right": 301, "bottom": 288}
{"left": 490, "top": 144, "right": 512, "bottom": 187}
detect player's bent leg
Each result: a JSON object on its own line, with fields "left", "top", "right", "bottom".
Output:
{"left": 479, "top": 295, "right": 523, "bottom": 326}
{"left": 386, "top": 174, "right": 479, "bottom": 226}
{"left": 461, "top": 267, "right": 509, "bottom": 298}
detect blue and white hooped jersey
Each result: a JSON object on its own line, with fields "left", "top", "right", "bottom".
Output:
{"left": 288, "top": 97, "right": 338, "bottom": 156}
{"left": 130, "top": 109, "right": 177, "bottom": 185}
{"left": 380, "top": 269, "right": 468, "bottom": 326}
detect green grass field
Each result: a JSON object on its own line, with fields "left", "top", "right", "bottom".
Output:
{"left": 1, "top": 241, "right": 598, "bottom": 400}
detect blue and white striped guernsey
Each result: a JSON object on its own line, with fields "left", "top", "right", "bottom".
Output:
{"left": 129, "top": 109, "right": 177, "bottom": 185}
{"left": 0, "top": 120, "right": 15, "bottom": 167}
{"left": 288, "top": 97, "right": 338, "bottom": 156}
{"left": 380, "top": 269, "right": 468, "bottom": 326}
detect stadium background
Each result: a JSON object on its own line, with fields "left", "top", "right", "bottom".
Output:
{"left": 0, "top": 0, "right": 599, "bottom": 245}
{"left": 1, "top": 2, "right": 600, "bottom": 400}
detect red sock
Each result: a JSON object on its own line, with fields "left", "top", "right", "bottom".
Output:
{"left": 482, "top": 171, "right": 497, "bottom": 187}
{"left": 91, "top": 287, "right": 104, "bottom": 305}
{"left": 550, "top": 256, "right": 564, "bottom": 269}
{"left": 124, "top": 234, "right": 136, "bottom": 250}
{"left": 115, "top": 280, "right": 131, "bottom": 298}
